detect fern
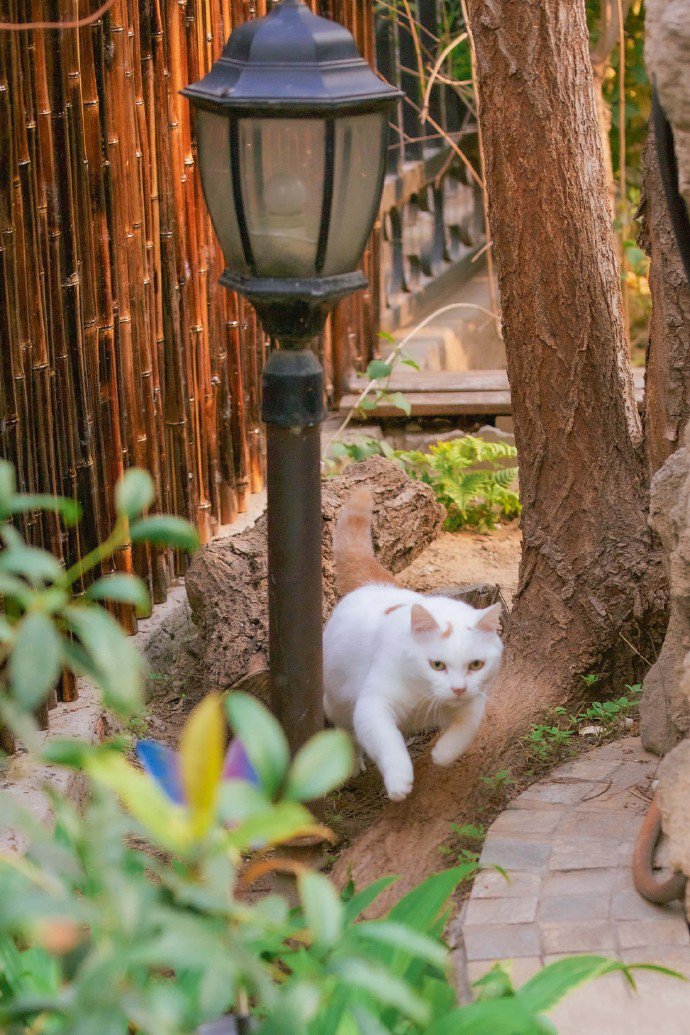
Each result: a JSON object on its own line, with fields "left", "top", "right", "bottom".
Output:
{"left": 396, "top": 436, "right": 521, "bottom": 531}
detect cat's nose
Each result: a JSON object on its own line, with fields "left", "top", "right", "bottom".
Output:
{"left": 452, "top": 686, "right": 466, "bottom": 698}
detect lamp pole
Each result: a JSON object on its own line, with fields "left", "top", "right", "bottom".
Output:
{"left": 264, "top": 350, "right": 324, "bottom": 754}
{"left": 183, "top": 0, "right": 400, "bottom": 753}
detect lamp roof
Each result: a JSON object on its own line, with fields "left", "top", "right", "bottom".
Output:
{"left": 182, "top": 0, "right": 401, "bottom": 117}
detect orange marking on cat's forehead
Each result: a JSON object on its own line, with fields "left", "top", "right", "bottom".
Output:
{"left": 440, "top": 622, "right": 453, "bottom": 639}
{"left": 384, "top": 604, "right": 404, "bottom": 615}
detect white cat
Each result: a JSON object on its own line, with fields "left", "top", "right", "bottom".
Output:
{"left": 324, "top": 487, "right": 503, "bottom": 802}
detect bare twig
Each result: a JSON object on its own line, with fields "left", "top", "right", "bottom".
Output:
{"left": 323, "top": 302, "right": 502, "bottom": 456}
{"left": 0, "top": 0, "right": 115, "bottom": 30}
{"left": 616, "top": 0, "right": 630, "bottom": 341}
{"left": 460, "top": 0, "right": 498, "bottom": 317}
{"left": 619, "top": 632, "right": 653, "bottom": 668}
{"left": 376, "top": 0, "right": 440, "bottom": 45}
{"left": 401, "top": 0, "right": 428, "bottom": 93}
{"left": 421, "top": 32, "right": 468, "bottom": 124}
{"left": 402, "top": 91, "right": 483, "bottom": 187}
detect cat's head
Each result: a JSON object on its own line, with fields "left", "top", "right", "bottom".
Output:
{"left": 408, "top": 601, "right": 503, "bottom": 704}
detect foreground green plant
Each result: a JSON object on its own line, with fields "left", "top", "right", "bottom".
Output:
{"left": 0, "top": 468, "right": 680, "bottom": 1032}
{"left": 0, "top": 461, "right": 199, "bottom": 746}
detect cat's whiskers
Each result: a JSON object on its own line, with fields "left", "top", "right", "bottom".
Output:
{"left": 418, "top": 688, "right": 442, "bottom": 729}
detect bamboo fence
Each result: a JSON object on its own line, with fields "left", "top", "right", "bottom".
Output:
{"left": 0, "top": 0, "right": 378, "bottom": 697}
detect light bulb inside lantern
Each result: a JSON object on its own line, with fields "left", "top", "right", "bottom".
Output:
{"left": 264, "top": 173, "right": 308, "bottom": 217}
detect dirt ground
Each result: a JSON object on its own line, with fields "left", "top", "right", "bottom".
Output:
{"left": 398, "top": 524, "right": 521, "bottom": 603}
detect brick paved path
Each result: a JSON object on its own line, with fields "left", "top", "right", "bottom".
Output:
{"left": 453, "top": 738, "right": 690, "bottom": 1034}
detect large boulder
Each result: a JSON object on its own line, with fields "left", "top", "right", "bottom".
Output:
{"left": 646, "top": 0, "right": 690, "bottom": 217}
{"left": 185, "top": 457, "right": 445, "bottom": 694}
{"left": 654, "top": 428, "right": 690, "bottom": 912}
{"left": 640, "top": 438, "right": 690, "bottom": 753}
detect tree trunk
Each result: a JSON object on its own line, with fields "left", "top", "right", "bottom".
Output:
{"left": 332, "top": 0, "right": 667, "bottom": 911}
{"left": 467, "top": 0, "right": 663, "bottom": 698}
{"left": 639, "top": 127, "right": 690, "bottom": 476}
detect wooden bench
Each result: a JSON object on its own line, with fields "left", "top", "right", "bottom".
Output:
{"left": 338, "top": 368, "right": 646, "bottom": 419}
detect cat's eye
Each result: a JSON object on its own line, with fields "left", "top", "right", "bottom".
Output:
{"left": 468, "top": 660, "right": 485, "bottom": 672}
{"left": 429, "top": 660, "right": 447, "bottom": 671}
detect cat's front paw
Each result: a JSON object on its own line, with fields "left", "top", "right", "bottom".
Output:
{"left": 432, "top": 739, "right": 465, "bottom": 767}
{"left": 383, "top": 763, "right": 414, "bottom": 802}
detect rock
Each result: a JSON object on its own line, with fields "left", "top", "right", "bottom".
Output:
{"left": 646, "top": 0, "right": 690, "bottom": 217}
{"left": 185, "top": 457, "right": 446, "bottom": 694}
{"left": 640, "top": 437, "right": 690, "bottom": 754}
{"left": 659, "top": 739, "right": 690, "bottom": 880}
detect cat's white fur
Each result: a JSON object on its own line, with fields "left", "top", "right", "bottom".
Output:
{"left": 324, "top": 489, "right": 503, "bottom": 801}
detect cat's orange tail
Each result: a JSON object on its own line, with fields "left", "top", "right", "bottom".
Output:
{"left": 333, "top": 487, "right": 396, "bottom": 597}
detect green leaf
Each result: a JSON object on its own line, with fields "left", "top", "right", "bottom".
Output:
{"left": 426, "top": 998, "right": 541, "bottom": 1035}
{"left": 377, "top": 330, "right": 396, "bottom": 344}
{"left": 343, "top": 876, "right": 399, "bottom": 924}
{"left": 129, "top": 516, "right": 200, "bottom": 551}
{"left": 358, "top": 396, "right": 379, "bottom": 412}
{"left": 387, "top": 863, "right": 477, "bottom": 934}
{"left": 356, "top": 920, "right": 448, "bottom": 971}
{"left": 8, "top": 495, "right": 82, "bottom": 527}
{"left": 328, "top": 442, "right": 350, "bottom": 459}
{"left": 228, "top": 801, "right": 322, "bottom": 852}
{"left": 367, "top": 360, "right": 392, "bottom": 381}
{"left": 115, "top": 469, "right": 155, "bottom": 519}
{"left": 285, "top": 729, "right": 355, "bottom": 801}
{"left": 386, "top": 392, "right": 411, "bottom": 417}
{"left": 0, "top": 460, "right": 16, "bottom": 515}
{"left": 0, "top": 573, "right": 33, "bottom": 608}
{"left": 332, "top": 959, "right": 429, "bottom": 1026}
{"left": 42, "top": 738, "right": 103, "bottom": 768}
{"left": 218, "top": 780, "right": 269, "bottom": 825}
{"left": 85, "top": 574, "right": 151, "bottom": 613}
{"left": 225, "top": 692, "right": 290, "bottom": 798}
{"left": 64, "top": 604, "right": 144, "bottom": 716}
{"left": 8, "top": 613, "right": 62, "bottom": 707}
{"left": 518, "top": 956, "right": 683, "bottom": 1014}
{"left": 401, "top": 357, "right": 421, "bottom": 371}
{"left": 0, "top": 545, "right": 63, "bottom": 586}
{"left": 299, "top": 871, "right": 344, "bottom": 949}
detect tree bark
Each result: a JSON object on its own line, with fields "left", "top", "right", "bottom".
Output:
{"left": 332, "top": 0, "right": 667, "bottom": 911}
{"left": 467, "top": 0, "right": 664, "bottom": 697}
{"left": 639, "top": 128, "right": 690, "bottom": 476}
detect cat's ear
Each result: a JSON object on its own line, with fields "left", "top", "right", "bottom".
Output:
{"left": 474, "top": 603, "right": 503, "bottom": 634}
{"left": 411, "top": 604, "right": 440, "bottom": 637}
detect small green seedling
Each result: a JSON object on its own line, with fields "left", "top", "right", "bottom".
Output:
{"left": 479, "top": 769, "right": 515, "bottom": 794}
{"left": 523, "top": 724, "right": 574, "bottom": 762}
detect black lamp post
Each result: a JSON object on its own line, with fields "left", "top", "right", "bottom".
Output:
{"left": 183, "top": 0, "right": 400, "bottom": 753}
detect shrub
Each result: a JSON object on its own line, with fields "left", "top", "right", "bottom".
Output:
{"left": 396, "top": 436, "right": 520, "bottom": 530}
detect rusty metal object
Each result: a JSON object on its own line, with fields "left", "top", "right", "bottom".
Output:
{"left": 632, "top": 799, "right": 687, "bottom": 905}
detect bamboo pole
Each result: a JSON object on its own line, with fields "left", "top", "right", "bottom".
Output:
{"left": 0, "top": 0, "right": 384, "bottom": 748}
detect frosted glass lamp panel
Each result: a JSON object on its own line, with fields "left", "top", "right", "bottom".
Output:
{"left": 196, "top": 111, "right": 248, "bottom": 274}
{"left": 321, "top": 113, "right": 387, "bottom": 277}
{"left": 239, "top": 118, "right": 325, "bottom": 277}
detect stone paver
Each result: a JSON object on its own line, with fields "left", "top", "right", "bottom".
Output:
{"left": 453, "top": 737, "right": 690, "bottom": 1034}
